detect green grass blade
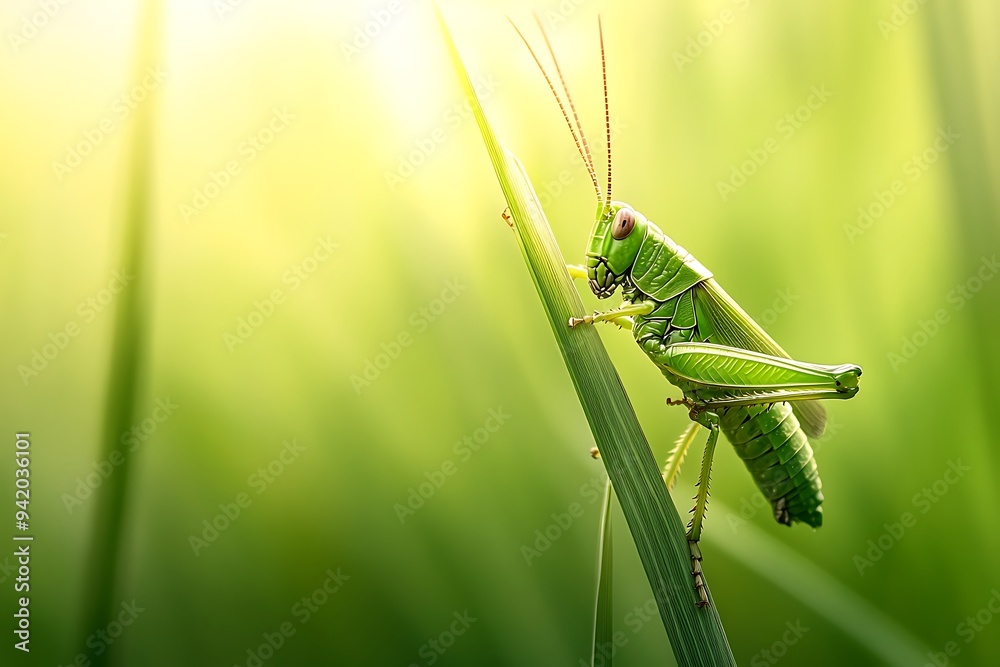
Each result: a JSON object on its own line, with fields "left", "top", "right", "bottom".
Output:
{"left": 592, "top": 479, "right": 614, "bottom": 667}
{"left": 707, "top": 501, "right": 930, "bottom": 666}
{"left": 436, "top": 8, "right": 735, "bottom": 665}
{"left": 923, "top": 5, "right": 1000, "bottom": 450}
{"left": 78, "top": 1, "right": 163, "bottom": 663}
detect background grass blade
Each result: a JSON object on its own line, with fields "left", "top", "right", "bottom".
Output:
{"left": 436, "top": 8, "right": 735, "bottom": 665}
{"left": 78, "top": 1, "right": 163, "bottom": 663}
{"left": 707, "top": 501, "right": 930, "bottom": 666}
{"left": 923, "top": 4, "right": 1000, "bottom": 471}
{"left": 592, "top": 479, "right": 614, "bottom": 667}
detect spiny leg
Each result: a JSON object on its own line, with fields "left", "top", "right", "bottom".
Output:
{"left": 602, "top": 411, "right": 712, "bottom": 605}
{"left": 568, "top": 301, "right": 653, "bottom": 329}
{"left": 662, "top": 422, "right": 700, "bottom": 492}
{"left": 572, "top": 311, "right": 635, "bottom": 331}
{"left": 687, "top": 410, "right": 719, "bottom": 608}
{"left": 601, "top": 315, "right": 634, "bottom": 331}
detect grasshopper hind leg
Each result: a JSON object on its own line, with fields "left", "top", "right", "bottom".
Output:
{"left": 689, "top": 541, "right": 709, "bottom": 608}
{"left": 686, "top": 409, "right": 720, "bottom": 608}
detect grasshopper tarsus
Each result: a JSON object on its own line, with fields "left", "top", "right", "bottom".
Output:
{"left": 689, "top": 539, "right": 711, "bottom": 607}
{"left": 500, "top": 207, "right": 514, "bottom": 230}
{"left": 666, "top": 396, "right": 694, "bottom": 409}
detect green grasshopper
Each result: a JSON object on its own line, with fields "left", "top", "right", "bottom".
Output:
{"left": 514, "top": 18, "right": 862, "bottom": 606}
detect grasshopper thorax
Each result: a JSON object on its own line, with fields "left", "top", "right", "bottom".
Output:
{"left": 586, "top": 201, "right": 647, "bottom": 299}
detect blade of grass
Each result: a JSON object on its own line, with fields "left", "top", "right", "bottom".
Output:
{"left": 592, "top": 479, "right": 614, "bottom": 667}
{"left": 436, "top": 8, "right": 735, "bottom": 665}
{"left": 707, "top": 500, "right": 930, "bottom": 666}
{"left": 923, "top": 4, "right": 1000, "bottom": 471}
{"left": 78, "top": 1, "right": 163, "bottom": 663}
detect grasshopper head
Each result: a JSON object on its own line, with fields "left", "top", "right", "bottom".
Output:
{"left": 586, "top": 201, "right": 646, "bottom": 299}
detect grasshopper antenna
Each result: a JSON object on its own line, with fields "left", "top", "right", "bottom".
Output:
{"left": 532, "top": 13, "right": 599, "bottom": 198}
{"left": 509, "top": 18, "right": 603, "bottom": 204}
{"left": 599, "top": 16, "right": 612, "bottom": 215}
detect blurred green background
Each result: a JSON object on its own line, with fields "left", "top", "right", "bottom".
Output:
{"left": 2, "top": 0, "right": 999, "bottom": 665}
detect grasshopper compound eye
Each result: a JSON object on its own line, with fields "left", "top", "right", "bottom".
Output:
{"left": 611, "top": 207, "right": 636, "bottom": 240}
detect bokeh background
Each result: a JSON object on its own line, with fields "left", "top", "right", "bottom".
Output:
{"left": 2, "top": 0, "right": 998, "bottom": 665}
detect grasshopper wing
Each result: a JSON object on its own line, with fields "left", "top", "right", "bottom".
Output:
{"left": 691, "top": 278, "right": 827, "bottom": 438}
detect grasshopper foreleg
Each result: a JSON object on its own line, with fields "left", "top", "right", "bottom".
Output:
{"left": 568, "top": 301, "right": 654, "bottom": 329}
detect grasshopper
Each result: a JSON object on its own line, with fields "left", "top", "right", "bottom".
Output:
{"left": 513, "top": 18, "right": 862, "bottom": 606}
